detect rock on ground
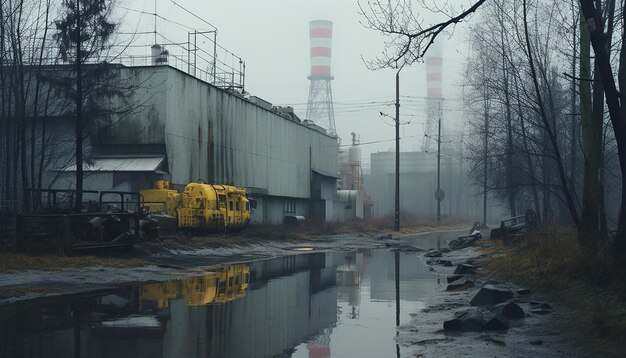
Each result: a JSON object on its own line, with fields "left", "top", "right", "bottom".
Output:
{"left": 470, "top": 285, "right": 514, "bottom": 306}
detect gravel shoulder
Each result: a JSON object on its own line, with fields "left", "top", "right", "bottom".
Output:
{"left": 397, "top": 238, "right": 596, "bottom": 357}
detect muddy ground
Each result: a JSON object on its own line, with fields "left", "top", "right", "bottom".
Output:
{"left": 0, "top": 227, "right": 603, "bottom": 357}
{"left": 0, "top": 229, "right": 453, "bottom": 305}
{"left": 398, "top": 241, "right": 594, "bottom": 357}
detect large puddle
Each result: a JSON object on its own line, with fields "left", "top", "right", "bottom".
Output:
{"left": 0, "top": 233, "right": 463, "bottom": 358}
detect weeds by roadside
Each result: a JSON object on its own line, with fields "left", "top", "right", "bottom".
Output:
{"left": 143, "top": 214, "right": 470, "bottom": 252}
{"left": 0, "top": 253, "right": 145, "bottom": 272}
{"left": 241, "top": 213, "right": 467, "bottom": 240}
{"left": 482, "top": 228, "right": 626, "bottom": 355}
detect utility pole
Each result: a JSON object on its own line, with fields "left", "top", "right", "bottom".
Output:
{"left": 436, "top": 103, "right": 442, "bottom": 224}
{"left": 482, "top": 79, "right": 489, "bottom": 228}
{"left": 74, "top": 0, "right": 83, "bottom": 213}
{"left": 394, "top": 68, "right": 401, "bottom": 232}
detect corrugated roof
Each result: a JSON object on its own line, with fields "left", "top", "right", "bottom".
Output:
{"left": 61, "top": 156, "right": 165, "bottom": 172}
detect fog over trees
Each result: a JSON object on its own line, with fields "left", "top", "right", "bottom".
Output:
{"left": 361, "top": 0, "right": 626, "bottom": 258}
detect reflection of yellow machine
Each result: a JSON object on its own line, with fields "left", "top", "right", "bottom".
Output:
{"left": 139, "top": 264, "right": 250, "bottom": 309}
{"left": 140, "top": 180, "right": 251, "bottom": 231}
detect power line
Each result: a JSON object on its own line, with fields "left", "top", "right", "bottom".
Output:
{"left": 168, "top": 0, "right": 217, "bottom": 31}
{"left": 119, "top": 5, "right": 197, "bottom": 31}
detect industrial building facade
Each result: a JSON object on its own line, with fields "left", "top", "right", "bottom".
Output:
{"left": 47, "top": 65, "right": 342, "bottom": 224}
{"left": 364, "top": 151, "right": 480, "bottom": 221}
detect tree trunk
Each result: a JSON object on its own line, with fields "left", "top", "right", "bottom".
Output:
{"left": 523, "top": 0, "right": 580, "bottom": 227}
{"left": 500, "top": 23, "right": 516, "bottom": 217}
{"left": 579, "top": 0, "right": 626, "bottom": 254}
{"left": 569, "top": 1, "right": 578, "bottom": 195}
{"left": 482, "top": 63, "right": 489, "bottom": 227}
{"left": 514, "top": 74, "right": 542, "bottom": 223}
{"left": 579, "top": 13, "right": 606, "bottom": 248}
{"left": 591, "top": 0, "right": 609, "bottom": 241}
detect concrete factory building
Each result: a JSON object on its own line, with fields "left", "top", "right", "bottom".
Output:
{"left": 364, "top": 151, "right": 479, "bottom": 221}
{"left": 48, "top": 65, "right": 342, "bottom": 224}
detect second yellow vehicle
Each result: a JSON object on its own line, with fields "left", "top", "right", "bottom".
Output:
{"left": 140, "top": 180, "right": 251, "bottom": 231}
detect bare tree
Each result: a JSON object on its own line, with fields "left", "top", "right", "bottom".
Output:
{"left": 359, "top": 0, "right": 488, "bottom": 68}
{"left": 0, "top": 0, "right": 57, "bottom": 211}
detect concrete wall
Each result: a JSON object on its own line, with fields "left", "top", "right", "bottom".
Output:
{"left": 102, "top": 66, "right": 338, "bottom": 200}
{"left": 34, "top": 65, "right": 339, "bottom": 224}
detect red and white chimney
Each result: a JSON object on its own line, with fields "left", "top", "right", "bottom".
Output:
{"left": 426, "top": 43, "right": 443, "bottom": 99}
{"left": 309, "top": 20, "right": 333, "bottom": 80}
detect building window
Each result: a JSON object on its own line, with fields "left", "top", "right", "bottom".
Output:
{"left": 284, "top": 199, "right": 296, "bottom": 214}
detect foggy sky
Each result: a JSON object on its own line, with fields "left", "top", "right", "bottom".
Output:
{"left": 118, "top": 0, "right": 473, "bottom": 169}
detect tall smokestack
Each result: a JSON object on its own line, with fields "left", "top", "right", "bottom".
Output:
{"left": 309, "top": 20, "right": 333, "bottom": 79}
{"left": 422, "top": 42, "right": 444, "bottom": 152}
{"left": 306, "top": 20, "right": 337, "bottom": 137}
{"left": 426, "top": 43, "right": 443, "bottom": 99}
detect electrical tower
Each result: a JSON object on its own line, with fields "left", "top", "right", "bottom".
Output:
{"left": 306, "top": 20, "right": 337, "bottom": 137}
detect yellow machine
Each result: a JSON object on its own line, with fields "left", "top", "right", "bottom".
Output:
{"left": 139, "top": 264, "right": 250, "bottom": 308}
{"left": 139, "top": 180, "right": 180, "bottom": 216}
{"left": 140, "top": 180, "right": 251, "bottom": 231}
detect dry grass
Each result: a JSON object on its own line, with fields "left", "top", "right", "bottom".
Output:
{"left": 0, "top": 253, "right": 145, "bottom": 272}
{"left": 240, "top": 214, "right": 467, "bottom": 240}
{"left": 483, "top": 228, "right": 626, "bottom": 354}
{"left": 0, "top": 287, "right": 56, "bottom": 299}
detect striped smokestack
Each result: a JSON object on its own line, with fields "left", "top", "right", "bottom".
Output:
{"left": 309, "top": 20, "right": 333, "bottom": 80}
{"left": 306, "top": 20, "right": 336, "bottom": 136}
{"left": 426, "top": 42, "right": 443, "bottom": 99}
{"left": 422, "top": 43, "right": 444, "bottom": 152}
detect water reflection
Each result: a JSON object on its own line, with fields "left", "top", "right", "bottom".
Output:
{"left": 139, "top": 264, "right": 250, "bottom": 308}
{"left": 0, "top": 249, "right": 441, "bottom": 358}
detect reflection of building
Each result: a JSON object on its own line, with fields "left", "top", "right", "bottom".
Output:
{"left": 0, "top": 249, "right": 443, "bottom": 358}
{"left": 336, "top": 251, "right": 364, "bottom": 310}
{"left": 0, "top": 253, "right": 355, "bottom": 358}
{"left": 307, "top": 328, "right": 332, "bottom": 358}
{"left": 366, "top": 250, "right": 439, "bottom": 301}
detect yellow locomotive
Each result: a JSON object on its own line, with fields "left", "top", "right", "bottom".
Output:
{"left": 140, "top": 180, "right": 251, "bottom": 231}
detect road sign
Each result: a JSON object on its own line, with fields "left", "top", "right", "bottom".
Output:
{"left": 435, "top": 188, "right": 445, "bottom": 202}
